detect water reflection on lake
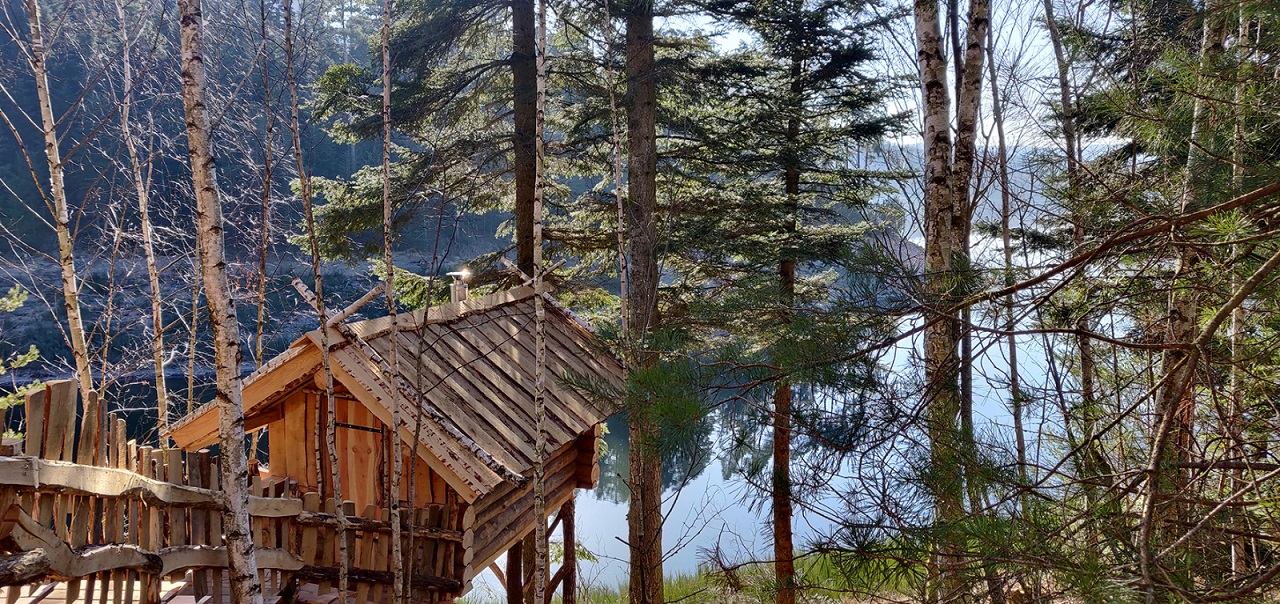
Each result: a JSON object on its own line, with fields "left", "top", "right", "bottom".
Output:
{"left": 464, "top": 409, "right": 838, "bottom": 602}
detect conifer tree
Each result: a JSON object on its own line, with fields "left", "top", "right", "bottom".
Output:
{"left": 672, "top": 0, "right": 899, "bottom": 600}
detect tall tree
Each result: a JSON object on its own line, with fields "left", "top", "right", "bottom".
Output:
{"left": 913, "top": 0, "right": 989, "bottom": 599}
{"left": 622, "top": 0, "right": 662, "bottom": 600}
{"left": 18, "top": 0, "right": 95, "bottom": 402}
{"left": 111, "top": 0, "right": 171, "bottom": 437}
{"left": 176, "top": 0, "right": 261, "bottom": 601}
{"left": 675, "top": 0, "right": 899, "bottom": 599}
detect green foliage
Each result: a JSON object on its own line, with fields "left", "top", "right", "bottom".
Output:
{"left": 0, "top": 286, "right": 39, "bottom": 415}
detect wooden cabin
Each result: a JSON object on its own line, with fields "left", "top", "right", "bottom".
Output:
{"left": 167, "top": 285, "right": 624, "bottom": 601}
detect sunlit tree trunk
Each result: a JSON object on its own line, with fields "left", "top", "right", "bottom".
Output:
{"left": 625, "top": 0, "right": 662, "bottom": 600}
{"left": 1228, "top": 5, "right": 1250, "bottom": 578}
{"left": 23, "top": 0, "right": 94, "bottom": 402}
{"left": 915, "top": 0, "right": 988, "bottom": 599}
{"left": 112, "top": 0, "right": 169, "bottom": 437}
{"left": 283, "top": 4, "right": 349, "bottom": 598}
{"left": 177, "top": 0, "right": 261, "bottom": 601}
{"left": 531, "top": 0, "right": 550, "bottom": 599}
{"left": 253, "top": 0, "right": 274, "bottom": 371}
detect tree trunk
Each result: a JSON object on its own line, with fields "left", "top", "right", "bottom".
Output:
{"left": 625, "top": 0, "right": 662, "bottom": 601}
{"left": 113, "top": 0, "right": 168, "bottom": 438}
{"left": 604, "top": 0, "right": 627, "bottom": 335}
{"left": 914, "top": 0, "right": 987, "bottom": 598}
{"left": 915, "top": 0, "right": 962, "bottom": 600}
{"left": 772, "top": 52, "right": 800, "bottom": 604}
{"left": 1228, "top": 6, "right": 1250, "bottom": 578}
{"left": 176, "top": 0, "right": 261, "bottom": 601}
{"left": 951, "top": 0, "right": 989, "bottom": 474}
{"left": 284, "top": 2, "right": 347, "bottom": 599}
{"left": 531, "top": 0, "right": 550, "bottom": 599}
{"left": 985, "top": 24, "right": 1022, "bottom": 489}
{"left": 23, "top": 0, "right": 94, "bottom": 403}
{"left": 513, "top": 0, "right": 537, "bottom": 277}
{"left": 1145, "top": 4, "right": 1222, "bottom": 600}
{"left": 380, "top": 0, "right": 406, "bottom": 598}
{"left": 254, "top": 0, "right": 274, "bottom": 371}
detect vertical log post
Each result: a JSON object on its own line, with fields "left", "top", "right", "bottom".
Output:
{"left": 506, "top": 540, "right": 523, "bottom": 604}
{"left": 562, "top": 497, "right": 576, "bottom": 604}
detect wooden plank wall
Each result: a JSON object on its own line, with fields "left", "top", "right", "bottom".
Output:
{"left": 0, "top": 381, "right": 464, "bottom": 604}
{"left": 265, "top": 390, "right": 454, "bottom": 513}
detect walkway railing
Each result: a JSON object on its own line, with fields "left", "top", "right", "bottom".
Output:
{"left": 0, "top": 380, "right": 463, "bottom": 604}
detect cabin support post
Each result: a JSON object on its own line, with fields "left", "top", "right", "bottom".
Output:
{"left": 522, "top": 533, "right": 535, "bottom": 604}
{"left": 506, "top": 540, "right": 523, "bottom": 604}
{"left": 562, "top": 496, "right": 576, "bottom": 604}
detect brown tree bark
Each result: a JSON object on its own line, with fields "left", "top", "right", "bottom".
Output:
{"left": 625, "top": 0, "right": 662, "bottom": 602}
{"left": 513, "top": 0, "right": 537, "bottom": 277}
{"left": 772, "top": 52, "right": 800, "bottom": 604}
{"left": 176, "top": 0, "right": 261, "bottom": 601}
{"left": 1143, "top": 4, "right": 1223, "bottom": 600}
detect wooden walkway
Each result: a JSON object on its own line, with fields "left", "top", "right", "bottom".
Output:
{"left": 7, "top": 572, "right": 402, "bottom": 604}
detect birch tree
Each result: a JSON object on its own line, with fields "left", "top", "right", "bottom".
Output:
{"left": 110, "top": 0, "right": 171, "bottom": 437}
{"left": 12, "top": 0, "right": 95, "bottom": 402}
{"left": 176, "top": 0, "right": 262, "bottom": 601}
{"left": 913, "top": 0, "right": 989, "bottom": 599}
{"left": 283, "top": 2, "right": 350, "bottom": 599}
{"left": 378, "top": 0, "right": 406, "bottom": 597}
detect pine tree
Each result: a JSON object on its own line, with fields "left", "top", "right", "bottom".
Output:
{"left": 667, "top": 0, "right": 900, "bottom": 599}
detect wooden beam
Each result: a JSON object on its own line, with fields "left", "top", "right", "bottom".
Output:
{"left": 562, "top": 496, "right": 576, "bottom": 604}
{"left": 293, "top": 510, "right": 462, "bottom": 542}
{"left": 293, "top": 565, "right": 461, "bottom": 592}
{"left": 327, "top": 283, "right": 385, "bottom": 327}
{"left": 0, "top": 551, "right": 49, "bottom": 586}
{"left": 488, "top": 562, "right": 506, "bottom": 590}
{"left": 0, "top": 457, "right": 305, "bottom": 518}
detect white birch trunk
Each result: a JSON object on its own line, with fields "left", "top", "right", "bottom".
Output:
{"left": 603, "top": 1, "right": 627, "bottom": 337}
{"left": 113, "top": 0, "right": 169, "bottom": 439}
{"left": 24, "top": 0, "right": 94, "bottom": 401}
{"left": 532, "top": 0, "right": 549, "bottom": 596}
{"left": 281, "top": 3, "right": 351, "bottom": 597}
{"left": 176, "top": 1, "right": 262, "bottom": 601}
{"left": 914, "top": 0, "right": 980, "bottom": 598}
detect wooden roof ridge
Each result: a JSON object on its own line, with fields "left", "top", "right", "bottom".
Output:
{"left": 343, "top": 286, "right": 539, "bottom": 341}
